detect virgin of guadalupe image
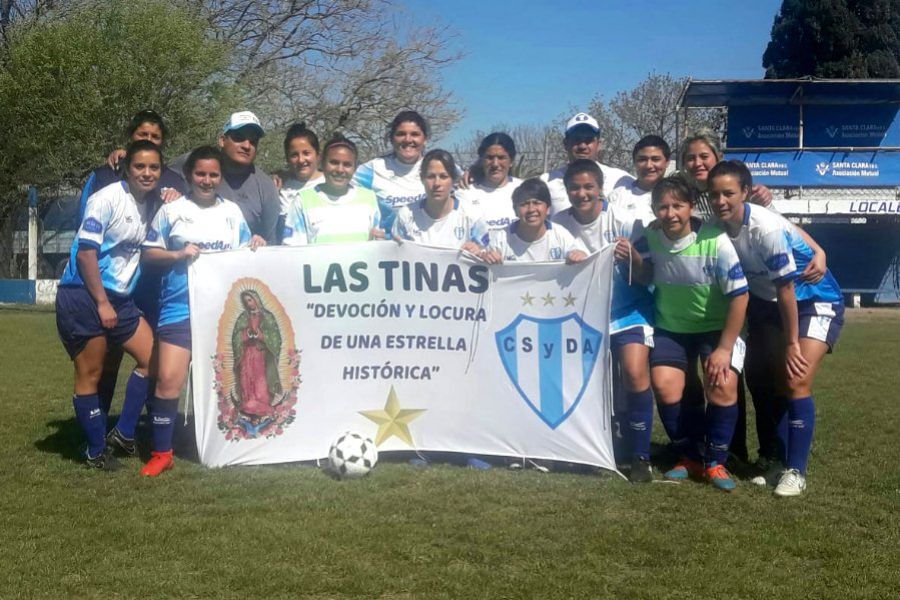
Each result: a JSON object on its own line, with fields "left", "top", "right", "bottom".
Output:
{"left": 232, "top": 290, "right": 284, "bottom": 425}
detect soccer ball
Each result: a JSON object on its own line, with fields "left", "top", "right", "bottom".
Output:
{"left": 328, "top": 431, "right": 378, "bottom": 479}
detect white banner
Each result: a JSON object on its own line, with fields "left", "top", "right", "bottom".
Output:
{"left": 188, "top": 242, "right": 615, "bottom": 470}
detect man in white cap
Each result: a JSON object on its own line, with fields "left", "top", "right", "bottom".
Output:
{"left": 217, "top": 111, "right": 280, "bottom": 243}
{"left": 541, "top": 112, "right": 635, "bottom": 215}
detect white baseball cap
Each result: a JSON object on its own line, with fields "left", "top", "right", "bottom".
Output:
{"left": 565, "top": 112, "right": 600, "bottom": 136}
{"left": 223, "top": 111, "right": 264, "bottom": 136}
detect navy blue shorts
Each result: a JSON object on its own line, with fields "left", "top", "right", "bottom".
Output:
{"left": 157, "top": 319, "right": 192, "bottom": 350}
{"left": 55, "top": 286, "right": 143, "bottom": 359}
{"left": 748, "top": 296, "right": 844, "bottom": 352}
{"left": 650, "top": 328, "right": 745, "bottom": 373}
{"left": 610, "top": 325, "right": 654, "bottom": 353}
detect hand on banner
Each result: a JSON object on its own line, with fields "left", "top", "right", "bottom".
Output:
{"left": 460, "top": 241, "right": 482, "bottom": 255}
{"left": 370, "top": 228, "right": 387, "bottom": 241}
{"left": 613, "top": 238, "right": 632, "bottom": 263}
{"left": 566, "top": 250, "right": 588, "bottom": 264}
{"left": 249, "top": 235, "right": 267, "bottom": 251}
{"left": 479, "top": 248, "right": 503, "bottom": 264}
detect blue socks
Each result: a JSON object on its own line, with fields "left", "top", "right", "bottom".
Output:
{"left": 786, "top": 396, "right": 816, "bottom": 474}
{"left": 705, "top": 403, "right": 738, "bottom": 466}
{"left": 150, "top": 396, "right": 179, "bottom": 453}
{"left": 73, "top": 394, "right": 106, "bottom": 459}
{"left": 113, "top": 370, "right": 150, "bottom": 440}
{"left": 657, "top": 401, "right": 682, "bottom": 445}
{"left": 627, "top": 388, "right": 654, "bottom": 461}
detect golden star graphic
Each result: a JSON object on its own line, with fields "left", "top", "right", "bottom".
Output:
{"left": 359, "top": 386, "right": 426, "bottom": 446}
{"left": 542, "top": 293, "right": 555, "bottom": 306}
{"left": 521, "top": 292, "right": 535, "bottom": 306}
{"left": 563, "top": 292, "right": 577, "bottom": 307}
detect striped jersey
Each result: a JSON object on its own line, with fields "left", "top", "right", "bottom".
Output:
{"left": 392, "top": 198, "right": 490, "bottom": 248}
{"left": 354, "top": 155, "right": 426, "bottom": 211}
{"left": 552, "top": 204, "right": 654, "bottom": 334}
{"left": 606, "top": 179, "right": 656, "bottom": 226}
{"left": 282, "top": 184, "right": 380, "bottom": 245}
{"left": 456, "top": 177, "right": 522, "bottom": 231}
{"left": 143, "top": 196, "right": 251, "bottom": 327}
{"left": 637, "top": 219, "right": 748, "bottom": 333}
{"left": 60, "top": 181, "right": 152, "bottom": 296}
{"left": 714, "top": 204, "right": 842, "bottom": 304}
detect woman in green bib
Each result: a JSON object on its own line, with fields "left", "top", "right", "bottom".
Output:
{"left": 620, "top": 176, "right": 749, "bottom": 492}
{"left": 281, "top": 134, "right": 384, "bottom": 245}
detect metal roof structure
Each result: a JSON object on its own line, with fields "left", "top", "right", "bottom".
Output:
{"left": 678, "top": 78, "right": 900, "bottom": 108}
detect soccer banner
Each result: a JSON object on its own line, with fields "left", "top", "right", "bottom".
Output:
{"left": 188, "top": 242, "right": 615, "bottom": 470}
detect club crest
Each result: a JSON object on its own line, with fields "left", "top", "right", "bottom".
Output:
{"left": 212, "top": 278, "right": 301, "bottom": 441}
{"left": 495, "top": 313, "right": 602, "bottom": 429}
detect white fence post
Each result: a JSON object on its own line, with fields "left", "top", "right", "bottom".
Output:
{"left": 28, "top": 186, "right": 38, "bottom": 280}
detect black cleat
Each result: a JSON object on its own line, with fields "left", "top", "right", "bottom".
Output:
{"left": 629, "top": 458, "right": 653, "bottom": 483}
{"left": 105, "top": 428, "right": 136, "bottom": 456}
{"left": 85, "top": 446, "right": 122, "bottom": 471}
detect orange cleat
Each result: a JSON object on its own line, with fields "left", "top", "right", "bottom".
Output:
{"left": 663, "top": 457, "right": 704, "bottom": 481}
{"left": 705, "top": 462, "right": 736, "bottom": 492}
{"left": 140, "top": 450, "right": 174, "bottom": 477}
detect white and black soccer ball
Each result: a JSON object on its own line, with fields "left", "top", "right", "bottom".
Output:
{"left": 328, "top": 431, "right": 378, "bottom": 479}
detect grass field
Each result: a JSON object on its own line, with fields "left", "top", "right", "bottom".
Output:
{"left": 1, "top": 306, "right": 898, "bottom": 599}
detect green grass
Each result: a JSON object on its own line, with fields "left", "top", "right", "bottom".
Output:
{"left": 1, "top": 307, "right": 898, "bottom": 599}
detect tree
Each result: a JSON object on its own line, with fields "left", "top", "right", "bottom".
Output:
{"left": 0, "top": 1, "right": 238, "bottom": 277}
{"left": 587, "top": 73, "right": 722, "bottom": 170}
{"left": 201, "top": 0, "right": 461, "bottom": 165}
{"left": 763, "top": 0, "right": 900, "bottom": 78}
{"left": 450, "top": 123, "right": 568, "bottom": 179}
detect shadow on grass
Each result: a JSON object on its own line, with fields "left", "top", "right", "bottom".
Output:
{"left": 34, "top": 413, "right": 199, "bottom": 464}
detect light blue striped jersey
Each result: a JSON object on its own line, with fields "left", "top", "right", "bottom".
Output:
{"left": 60, "top": 181, "right": 152, "bottom": 296}
{"left": 552, "top": 204, "right": 654, "bottom": 334}
{"left": 354, "top": 155, "right": 426, "bottom": 211}
{"left": 143, "top": 196, "right": 251, "bottom": 327}
{"left": 713, "top": 204, "right": 842, "bottom": 304}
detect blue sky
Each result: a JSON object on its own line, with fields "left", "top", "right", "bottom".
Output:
{"left": 400, "top": 0, "right": 785, "bottom": 147}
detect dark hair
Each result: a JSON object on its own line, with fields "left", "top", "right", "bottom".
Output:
{"left": 124, "top": 139, "right": 163, "bottom": 170}
{"left": 183, "top": 146, "right": 223, "bottom": 180}
{"left": 563, "top": 159, "right": 604, "bottom": 189}
{"left": 477, "top": 132, "right": 517, "bottom": 161}
{"left": 388, "top": 110, "right": 429, "bottom": 138}
{"left": 323, "top": 133, "right": 358, "bottom": 161}
{"left": 283, "top": 122, "right": 320, "bottom": 157}
{"left": 420, "top": 149, "right": 457, "bottom": 181}
{"left": 651, "top": 175, "right": 695, "bottom": 207}
{"left": 126, "top": 110, "right": 167, "bottom": 143}
{"left": 512, "top": 178, "right": 551, "bottom": 206}
{"left": 708, "top": 159, "right": 753, "bottom": 191}
{"left": 633, "top": 135, "right": 671, "bottom": 160}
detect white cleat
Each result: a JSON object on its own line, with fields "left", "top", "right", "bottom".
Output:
{"left": 774, "top": 468, "right": 807, "bottom": 497}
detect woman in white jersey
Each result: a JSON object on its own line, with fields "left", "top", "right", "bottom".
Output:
{"left": 282, "top": 134, "right": 382, "bottom": 245}
{"left": 456, "top": 132, "right": 522, "bottom": 232}
{"left": 354, "top": 110, "right": 430, "bottom": 234}
{"left": 392, "top": 149, "right": 489, "bottom": 252}
{"left": 277, "top": 123, "right": 324, "bottom": 237}
{"left": 139, "top": 147, "right": 265, "bottom": 476}
{"left": 482, "top": 178, "right": 587, "bottom": 265}
{"left": 55, "top": 140, "right": 161, "bottom": 470}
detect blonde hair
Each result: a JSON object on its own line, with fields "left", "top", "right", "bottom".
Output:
{"left": 679, "top": 129, "right": 722, "bottom": 165}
